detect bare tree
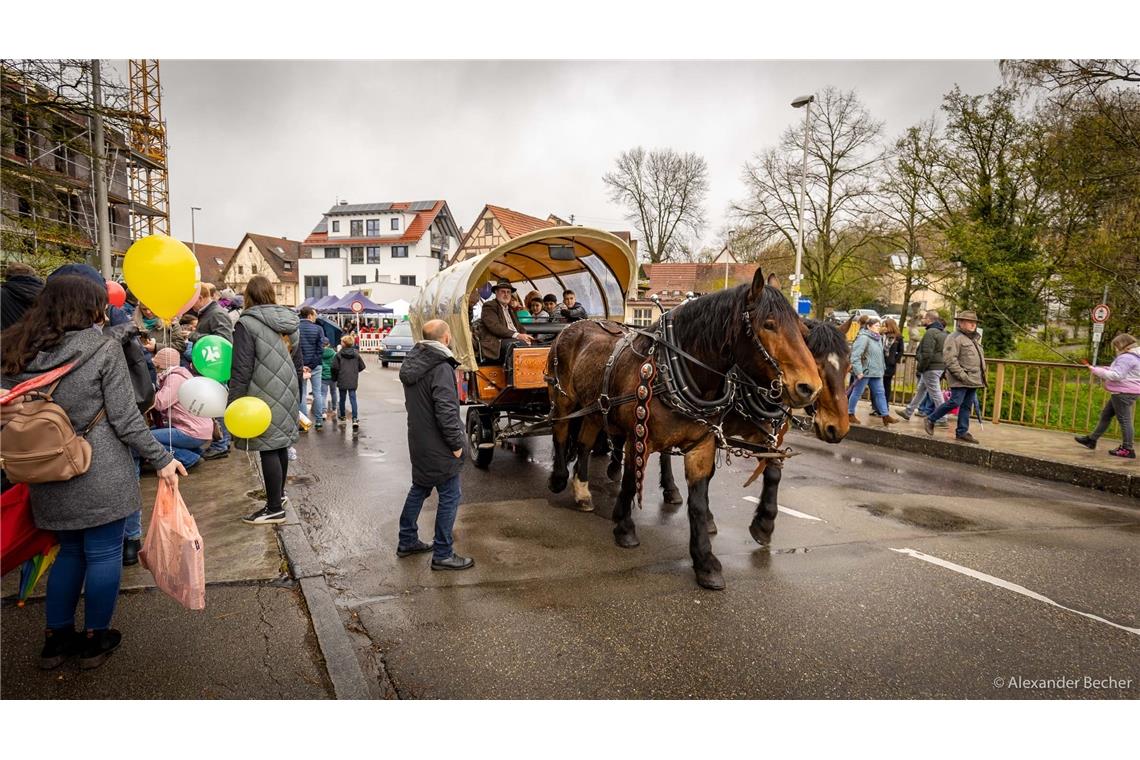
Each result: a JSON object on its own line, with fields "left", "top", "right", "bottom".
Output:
{"left": 732, "top": 87, "right": 884, "bottom": 314}
{"left": 603, "top": 147, "right": 709, "bottom": 263}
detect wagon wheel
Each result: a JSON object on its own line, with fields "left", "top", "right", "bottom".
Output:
{"left": 466, "top": 408, "right": 495, "bottom": 469}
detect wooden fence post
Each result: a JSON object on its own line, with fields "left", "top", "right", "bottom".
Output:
{"left": 991, "top": 362, "right": 1005, "bottom": 424}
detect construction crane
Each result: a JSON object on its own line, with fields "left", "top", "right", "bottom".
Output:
{"left": 127, "top": 59, "right": 170, "bottom": 239}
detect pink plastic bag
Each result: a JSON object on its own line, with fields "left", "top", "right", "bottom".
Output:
{"left": 139, "top": 480, "right": 205, "bottom": 610}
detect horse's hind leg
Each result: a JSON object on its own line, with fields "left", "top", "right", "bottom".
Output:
{"left": 570, "top": 417, "right": 600, "bottom": 512}
{"left": 549, "top": 412, "right": 572, "bottom": 494}
{"left": 685, "top": 440, "right": 724, "bottom": 590}
{"left": 659, "top": 452, "right": 684, "bottom": 505}
{"left": 612, "top": 440, "right": 640, "bottom": 548}
{"left": 749, "top": 459, "right": 782, "bottom": 545}
{"left": 606, "top": 432, "right": 626, "bottom": 482}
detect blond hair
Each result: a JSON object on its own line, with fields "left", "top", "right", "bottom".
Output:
{"left": 341, "top": 334, "right": 356, "bottom": 347}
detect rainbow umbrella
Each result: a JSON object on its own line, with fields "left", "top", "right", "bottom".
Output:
{"left": 16, "top": 545, "right": 59, "bottom": 607}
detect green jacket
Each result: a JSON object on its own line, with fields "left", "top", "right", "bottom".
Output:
{"left": 321, "top": 346, "right": 335, "bottom": 381}
{"left": 915, "top": 322, "right": 947, "bottom": 373}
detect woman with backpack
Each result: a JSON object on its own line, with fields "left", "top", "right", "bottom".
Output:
{"left": 1, "top": 275, "right": 186, "bottom": 670}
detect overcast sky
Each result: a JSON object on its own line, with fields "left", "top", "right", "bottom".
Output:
{"left": 147, "top": 60, "right": 1002, "bottom": 252}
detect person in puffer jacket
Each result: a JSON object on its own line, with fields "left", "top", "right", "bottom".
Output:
{"left": 1076, "top": 333, "right": 1140, "bottom": 458}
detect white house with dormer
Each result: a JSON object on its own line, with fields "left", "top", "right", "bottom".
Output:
{"left": 298, "top": 200, "right": 462, "bottom": 305}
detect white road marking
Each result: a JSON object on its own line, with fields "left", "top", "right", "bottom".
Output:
{"left": 890, "top": 548, "right": 1140, "bottom": 637}
{"left": 743, "top": 496, "right": 825, "bottom": 522}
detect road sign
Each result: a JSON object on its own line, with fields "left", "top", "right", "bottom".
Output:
{"left": 1091, "top": 304, "right": 1110, "bottom": 323}
{"left": 796, "top": 297, "right": 812, "bottom": 317}
{"left": 351, "top": 301, "right": 363, "bottom": 314}
{"left": 1092, "top": 322, "right": 1105, "bottom": 340}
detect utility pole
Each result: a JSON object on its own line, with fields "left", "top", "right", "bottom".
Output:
{"left": 91, "top": 59, "right": 113, "bottom": 278}
{"left": 191, "top": 206, "right": 202, "bottom": 257}
{"left": 790, "top": 94, "right": 815, "bottom": 309}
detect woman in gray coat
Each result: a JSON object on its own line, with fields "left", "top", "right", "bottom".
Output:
{"left": 227, "top": 276, "right": 303, "bottom": 525}
{"left": 1, "top": 275, "right": 185, "bottom": 669}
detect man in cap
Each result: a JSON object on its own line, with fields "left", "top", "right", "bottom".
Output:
{"left": 477, "top": 279, "right": 533, "bottom": 365}
{"left": 924, "top": 310, "right": 986, "bottom": 444}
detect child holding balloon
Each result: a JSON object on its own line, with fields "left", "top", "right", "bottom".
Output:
{"left": 151, "top": 348, "right": 214, "bottom": 469}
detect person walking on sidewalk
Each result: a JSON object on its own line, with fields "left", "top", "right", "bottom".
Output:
{"left": 847, "top": 317, "right": 899, "bottom": 426}
{"left": 229, "top": 276, "right": 304, "bottom": 525}
{"left": 1075, "top": 333, "right": 1140, "bottom": 459}
{"left": 897, "top": 310, "right": 948, "bottom": 421}
{"left": 1, "top": 275, "right": 186, "bottom": 670}
{"left": 321, "top": 337, "right": 336, "bottom": 419}
{"left": 881, "top": 318, "right": 904, "bottom": 405}
{"left": 194, "top": 284, "right": 236, "bottom": 461}
{"left": 332, "top": 334, "right": 367, "bottom": 430}
{"left": 924, "top": 311, "right": 986, "bottom": 444}
{"left": 297, "top": 306, "right": 326, "bottom": 431}
{"left": 396, "top": 319, "right": 473, "bottom": 571}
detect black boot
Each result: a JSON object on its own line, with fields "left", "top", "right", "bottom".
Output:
{"left": 1074, "top": 435, "right": 1096, "bottom": 450}
{"left": 40, "top": 627, "right": 81, "bottom": 670}
{"left": 79, "top": 628, "right": 122, "bottom": 670}
{"left": 123, "top": 538, "right": 141, "bottom": 566}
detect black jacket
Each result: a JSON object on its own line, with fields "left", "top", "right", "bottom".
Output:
{"left": 1, "top": 274, "right": 44, "bottom": 331}
{"left": 399, "top": 343, "right": 465, "bottom": 487}
{"left": 192, "top": 300, "right": 234, "bottom": 342}
{"left": 915, "top": 322, "right": 948, "bottom": 373}
{"left": 882, "top": 335, "right": 904, "bottom": 375}
{"left": 559, "top": 303, "right": 588, "bottom": 322}
{"left": 331, "top": 346, "right": 366, "bottom": 390}
{"left": 104, "top": 321, "right": 156, "bottom": 415}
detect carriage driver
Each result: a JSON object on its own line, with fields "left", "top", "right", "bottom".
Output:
{"left": 478, "top": 280, "right": 533, "bottom": 373}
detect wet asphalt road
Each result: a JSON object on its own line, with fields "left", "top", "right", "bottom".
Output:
{"left": 290, "top": 361, "right": 1140, "bottom": 699}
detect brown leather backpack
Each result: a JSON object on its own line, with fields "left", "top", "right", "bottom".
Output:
{"left": 0, "top": 343, "right": 109, "bottom": 484}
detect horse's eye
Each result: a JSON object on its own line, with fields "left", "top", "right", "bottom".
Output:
{"left": 762, "top": 319, "right": 777, "bottom": 331}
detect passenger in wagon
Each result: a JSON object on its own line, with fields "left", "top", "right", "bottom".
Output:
{"left": 477, "top": 280, "right": 532, "bottom": 368}
{"left": 524, "top": 290, "right": 549, "bottom": 323}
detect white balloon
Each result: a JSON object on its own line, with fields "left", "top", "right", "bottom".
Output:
{"left": 177, "top": 376, "right": 229, "bottom": 418}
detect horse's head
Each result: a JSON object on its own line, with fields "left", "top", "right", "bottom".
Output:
{"left": 740, "top": 268, "right": 820, "bottom": 408}
{"left": 804, "top": 318, "right": 852, "bottom": 444}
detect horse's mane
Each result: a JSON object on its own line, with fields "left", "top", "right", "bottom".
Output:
{"left": 804, "top": 318, "right": 850, "bottom": 359}
{"left": 670, "top": 284, "right": 800, "bottom": 362}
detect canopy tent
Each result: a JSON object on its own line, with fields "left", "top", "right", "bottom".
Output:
{"left": 310, "top": 295, "right": 341, "bottom": 311}
{"left": 412, "top": 226, "right": 637, "bottom": 370}
{"left": 315, "top": 317, "right": 343, "bottom": 348}
{"left": 328, "top": 291, "right": 392, "bottom": 314}
{"left": 384, "top": 299, "right": 411, "bottom": 317}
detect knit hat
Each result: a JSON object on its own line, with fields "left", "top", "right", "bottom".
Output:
{"left": 154, "top": 347, "right": 180, "bottom": 372}
{"left": 48, "top": 263, "right": 104, "bottom": 288}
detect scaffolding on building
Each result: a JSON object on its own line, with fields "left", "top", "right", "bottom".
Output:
{"left": 127, "top": 59, "right": 170, "bottom": 240}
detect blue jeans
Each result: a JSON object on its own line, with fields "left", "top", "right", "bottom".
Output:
{"left": 151, "top": 427, "right": 208, "bottom": 469}
{"left": 46, "top": 517, "right": 127, "bottom": 631}
{"left": 126, "top": 454, "right": 143, "bottom": 540}
{"left": 905, "top": 369, "right": 944, "bottom": 416}
{"left": 847, "top": 375, "right": 888, "bottom": 416}
{"left": 338, "top": 388, "right": 358, "bottom": 420}
{"left": 398, "top": 475, "right": 461, "bottom": 561}
{"left": 206, "top": 417, "right": 229, "bottom": 455}
{"left": 928, "top": 386, "right": 979, "bottom": 438}
{"left": 301, "top": 371, "right": 324, "bottom": 420}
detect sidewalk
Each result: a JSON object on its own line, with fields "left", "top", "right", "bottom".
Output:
{"left": 0, "top": 453, "right": 334, "bottom": 699}
{"left": 846, "top": 399, "right": 1138, "bottom": 499}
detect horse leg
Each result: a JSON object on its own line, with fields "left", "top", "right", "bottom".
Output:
{"left": 659, "top": 452, "right": 684, "bottom": 505}
{"left": 571, "top": 418, "right": 600, "bottom": 512}
{"left": 612, "top": 440, "right": 640, "bottom": 548}
{"left": 549, "top": 416, "right": 571, "bottom": 494}
{"left": 591, "top": 428, "right": 611, "bottom": 456}
{"left": 749, "top": 459, "right": 782, "bottom": 545}
{"left": 685, "top": 441, "right": 724, "bottom": 590}
{"left": 606, "top": 432, "right": 626, "bottom": 482}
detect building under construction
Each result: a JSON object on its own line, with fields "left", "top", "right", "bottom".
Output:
{"left": 0, "top": 59, "right": 170, "bottom": 275}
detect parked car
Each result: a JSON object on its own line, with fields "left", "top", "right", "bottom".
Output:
{"left": 379, "top": 321, "right": 415, "bottom": 367}
{"left": 828, "top": 310, "right": 851, "bottom": 324}
{"left": 883, "top": 313, "right": 901, "bottom": 325}
{"left": 850, "top": 308, "right": 882, "bottom": 323}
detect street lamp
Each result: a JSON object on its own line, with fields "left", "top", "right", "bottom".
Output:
{"left": 724, "top": 228, "right": 735, "bottom": 290}
{"left": 790, "top": 94, "right": 814, "bottom": 307}
{"left": 190, "top": 206, "right": 202, "bottom": 257}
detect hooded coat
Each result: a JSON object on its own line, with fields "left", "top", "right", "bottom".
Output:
{"left": 1, "top": 328, "right": 174, "bottom": 531}
{"left": 915, "top": 321, "right": 948, "bottom": 372}
{"left": 850, "top": 328, "right": 886, "bottom": 378}
{"left": 331, "top": 345, "right": 367, "bottom": 391}
{"left": 228, "top": 305, "right": 303, "bottom": 451}
{"left": 1092, "top": 346, "right": 1140, "bottom": 394}
{"left": 399, "top": 342, "right": 466, "bottom": 487}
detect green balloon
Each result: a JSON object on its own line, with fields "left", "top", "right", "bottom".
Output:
{"left": 192, "top": 335, "right": 233, "bottom": 382}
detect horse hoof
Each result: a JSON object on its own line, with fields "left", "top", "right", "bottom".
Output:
{"left": 663, "top": 489, "right": 683, "bottom": 505}
{"left": 606, "top": 461, "right": 622, "bottom": 482}
{"left": 574, "top": 500, "right": 594, "bottom": 513}
{"left": 696, "top": 570, "right": 726, "bottom": 590}
{"left": 614, "top": 530, "right": 640, "bottom": 549}
{"left": 549, "top": 474, "right": 568, "bottom": 494}
{"left": 749, "top": 519, "right": 773, "bottom": 545}
{"left": 707, "top": 517, "right": 718, "bottom": 535}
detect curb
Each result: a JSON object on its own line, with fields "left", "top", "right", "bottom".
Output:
{"left": 277, "top": 504, "right": 373, "bottom": 699}
{"left": 843, "top": 425, "right": 1138, "bottom": 499}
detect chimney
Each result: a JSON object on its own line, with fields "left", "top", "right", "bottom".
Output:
{"left": 339, "top": 200, "right": 348, "bottom": 206}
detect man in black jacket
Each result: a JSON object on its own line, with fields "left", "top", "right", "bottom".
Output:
{"left": 559, "top": 289, "right": 588, "bottom": 322}
{"left": 396, "top": 319, "right": 473, "bottom": 571}
{"left": 897, "top": 310, "right": 947, "bottom": 421}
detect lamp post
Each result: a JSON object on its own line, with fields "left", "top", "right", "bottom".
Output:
{"left": 724, "top": 228, "right": 735, "bottom": 290}
{"left": 790, "top": 94, "right": 814, "bottom": 307}
{"left": 190, "top": 206, "right": 202, "bottom": 257}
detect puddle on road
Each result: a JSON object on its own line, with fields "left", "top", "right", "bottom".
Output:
{"left": 854, "top": 502, "right": 992, "bottom": 532}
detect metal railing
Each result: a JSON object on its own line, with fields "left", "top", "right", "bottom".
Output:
{"left": 883, "top": 353, "right": 1111, "bottom": 435}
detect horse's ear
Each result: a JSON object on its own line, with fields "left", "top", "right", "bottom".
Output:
{"left": 748, "top": 267, "right": 766, "bottom": 303}
{"left": 840, "top": 316, "right": 853, "bottom": 333}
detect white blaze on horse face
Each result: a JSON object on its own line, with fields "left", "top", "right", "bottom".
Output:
{"left": 827, "top": 352, "right": 841, "bottom": 373}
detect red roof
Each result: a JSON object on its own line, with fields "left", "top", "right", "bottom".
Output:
{"left": 485, "top": 205, "right": 556, "bottom": 238}
{"left": 302, "top": 200, "right": 445, "bottom": 251}
{"left": 182, "top": 241, "right": 236, "bottom": 285}
{"left": 641, "top": 262, "right": 760, "bottom": 297}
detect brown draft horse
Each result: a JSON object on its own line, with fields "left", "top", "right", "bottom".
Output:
{"left": 652, "top": 317, "right": 853, "bottom": 540}
{"left": 546, "top": 268, "right": 820, "bottom": 590}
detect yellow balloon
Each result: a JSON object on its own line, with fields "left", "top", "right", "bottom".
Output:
{"left": 224, "top": 396, "right": 273, "bottom": 439}
{"left": 123, "top": 235, "right": 201, "bottom": 320}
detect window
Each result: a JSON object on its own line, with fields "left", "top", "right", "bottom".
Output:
{"left": 251, "top": 264, "right": 258, "bottom": 274}
{"left": 237, "top": 265, "right": 244, "bottom": 275}
{"left": 399, "top": 275, "right": 416, "bottom": 286}
{"left": 324, "top": 247, "right": 340, "bottom": 258}
{"left": 483, "top": 218, "right": 493, "bottom": 236}
{"left": 350, "top": 220, "right": 363, "bottom": 236}
{"left": 284, "top": 261, "right": 292, "bottom": 271}
{"left": 304, "top": 275, "right": 328, "bottom": 299}
{"left": 633, "top": 308, "right": 653, "bottom": 327}
{"left": 351, "top": 246, "right": 364, "bottom": 264}
{"left": 331, "top": 220, "right": 340, "bottom": 232}
{"left": 350, "top": 275, "right": 367, "bottom": 285}
{"left": 391, "top": 245, "right": 408, "bottom": 258}
{"left": 390, "top": 217, "right": 400, "bottom": 231}
{"left": 367, "top": 246, "right": 381, "bottom": 264}
{"left": 248, "top": 245, "right": 253, "bottom": 252}
{"left": 366, "top": 219, "right": 380, "bottom": 236}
